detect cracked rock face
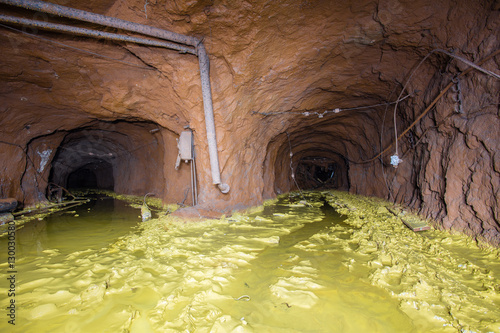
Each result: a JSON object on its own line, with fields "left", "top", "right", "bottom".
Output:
{"left": 0, "top": 0, "right": 499, "bottom": 246}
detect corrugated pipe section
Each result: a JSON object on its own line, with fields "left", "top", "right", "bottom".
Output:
{"left": 0, "top": 0, "right": 230, "bottom": 194}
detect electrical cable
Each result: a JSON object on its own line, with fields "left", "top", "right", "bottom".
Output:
{"left": 380, "top": 85, "right": 400, "bottom": 201}
{"left": 274, "top": 49, "right": 499, "bottom": 171}
{"left": 358, "top": 48, "right": 500, "bottom": 166}
{"left": 390, "top": 48, "right": 500, "bottom": 167}
{"left": 252, "top": 94, "right": 412, "bottom": 117}
{"left": 285, "top": 131, "right": 310, "bottom": 205}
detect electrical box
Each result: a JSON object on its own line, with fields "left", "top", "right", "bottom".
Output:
{"left": 175, "top": 130, "right": 193, "bottom": 169}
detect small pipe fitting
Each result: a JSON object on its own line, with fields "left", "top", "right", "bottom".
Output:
{"left": 217, "top": 183, "right": 230, "bottom": 194}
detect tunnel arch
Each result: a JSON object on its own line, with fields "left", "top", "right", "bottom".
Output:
{"left": 266, "top": 131, "right": 351, "bottom": 194}
{"left": 48, "top": 120, "right": 168, "bottom": 196}
{"left": 262, "top": 108, "right": 395, "bottom": 198}
{"left": 294, "top": 152, "right": 349, "bottom": 191}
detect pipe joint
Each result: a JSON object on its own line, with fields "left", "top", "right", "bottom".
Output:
{"left": 217, "top": 183, "right": 230, "bottom": 194}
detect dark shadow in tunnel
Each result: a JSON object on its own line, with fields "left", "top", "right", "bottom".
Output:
{"left": 315, "top": 162, "right": 335, "bottom": 182}
{"left": 48, "top": 129, "right": 122, "bottom": 193}
{"left": 295, "top": 155, "right": 349, "bottom": 190}
{"left": 67, "top": 167, "right": 97, "bottom": 189}
{"left": 66, "top": 160, "right": 114, "bottom": 190}
{"left": 265, "top": 130, "right": 351, "bottom": 195}
{"left": 48, "top": 121, "right": 141, "bottom": 195}
{"left": 46, "top": 120, "right": 168, "bottom": 201}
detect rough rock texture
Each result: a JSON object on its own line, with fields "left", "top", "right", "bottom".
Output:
{"left": 0, "top": 0, "right": 499, "bottom": 245}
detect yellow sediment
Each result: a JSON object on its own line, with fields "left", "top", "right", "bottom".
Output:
{"left": 0, "top": 190, "right": 498, "bottom": 332}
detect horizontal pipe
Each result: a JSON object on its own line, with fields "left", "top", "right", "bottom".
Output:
{"left": 0, "top": 0, "right": 230, "bottom": 193}
{"left": 0, "top": 0, "right": 199, "bottom": 46}
{"left": 0, "top": 14, "right": 196, "bottom": 54}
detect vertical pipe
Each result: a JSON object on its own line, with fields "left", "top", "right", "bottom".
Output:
{"left": 191, "top": 135, "right": 198, "bottom": 205}
{"left": 197, "top": 43, "right": 229, "bottom": 193}
{"left": 190, "top": 161, "right": 195, "bottom": 205}
{"left": 193, "top": 158, "right": 198, "bottom": 205}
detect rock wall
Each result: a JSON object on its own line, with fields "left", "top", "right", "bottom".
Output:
{"left": 412, "top": 60, "right": 500, "bottom": 246}
{"left": 0, "top": 0, "right": 498, "bottom": 245}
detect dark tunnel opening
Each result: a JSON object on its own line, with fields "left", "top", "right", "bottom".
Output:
{"left": 66, "top": 160, "right": 114, "bottom": 190}
{"left": 295, "top": 157, "right": 348, "bottom": 190}
{"left": 48, "top": 129, "right": 123, "bottom": 193}
{"left": 294, "top": 154, "right": 349, "bottom": 191}
{"left": 264, "top": 113, "right": 385, "bottom": 197}
{"left": 266, "top": 129, "right": 352, "bottom": 195}
{"left": 67, "top": 167, "right": 97, "bottom": 189}
{"left": 314, "top": 162, "right": 335, "bottom": 182}
{"left": 46, "top": 120, "right": 167, "bottom": 199}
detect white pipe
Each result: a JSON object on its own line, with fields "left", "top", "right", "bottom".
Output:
{"left": 0, "top": 0, "right": 230, "bottom": 193}
{"left": 197, "top": 43, "right": 229, "bottom": 193}
{"left": 193, "top": 155, "right": 198, "bottom": 203}
{"left": 0, "top": 14, "right": 196, "bottom": 54}
{"left": 0, "top": 0, "right": 198, "bottom": 46}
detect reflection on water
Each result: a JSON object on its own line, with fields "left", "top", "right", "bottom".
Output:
{"left": 2, "top": 197, "right": 141, "bottom": 260}
{"left": 0, "top": 191, "right": 499, "bottom": 332}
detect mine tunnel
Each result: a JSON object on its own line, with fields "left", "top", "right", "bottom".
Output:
{"left": 0, "top": 0, "right": 499, "bottom": 248}
{"left": 66, "top": 162, "right": 112, "bottom": 190}
{"left": 268, "top": 129, "right": 351, "bottom": 194}
{"left": 39, "top": 120, "right": 189, "bottom": 204}
{"left": 0, "top": 0, "right": 500, "bottom": 331}
{"left": 50, "top": 129, "right": 121, "bottom": 191}
{"left": 265, "top": 112, "right": 382, "bottom": 197}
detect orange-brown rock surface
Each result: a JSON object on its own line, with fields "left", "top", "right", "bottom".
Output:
{"left": 0, "top": 0, "right": 499, "bottom": 245}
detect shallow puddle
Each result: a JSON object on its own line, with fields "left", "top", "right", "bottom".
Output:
{"left": 1, "top": 191, "right": 499, "bottom": 332}
{"left": 2, "top": 196, "right": 142, "bottom": 258}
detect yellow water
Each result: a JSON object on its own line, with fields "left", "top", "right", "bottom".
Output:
{"left": 1, "top": 191, "right": 499, "bottom": 332}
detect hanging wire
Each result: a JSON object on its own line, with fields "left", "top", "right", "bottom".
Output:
{"left": 390, "top": 48, "right": 500, "bottom": 168}
{"left": 435, "top": 49, "right": 500, "bottom": 80}
{"left": 356, "top": 48, "right": 500, "bottom": 166}
{"left": 252, "top": 94, "right": 412, "bottom": 117}
{"left": 285, "top": 131, "right": 310, "bottom": 205}
{"left": 390, "top": 51, "right": 436, "bottom": 168}
{"left": 379, "top": 85, "right": 400, "bottom": 201}
{"left": 301, "top": 49, "right": 500, "bottom": 170}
